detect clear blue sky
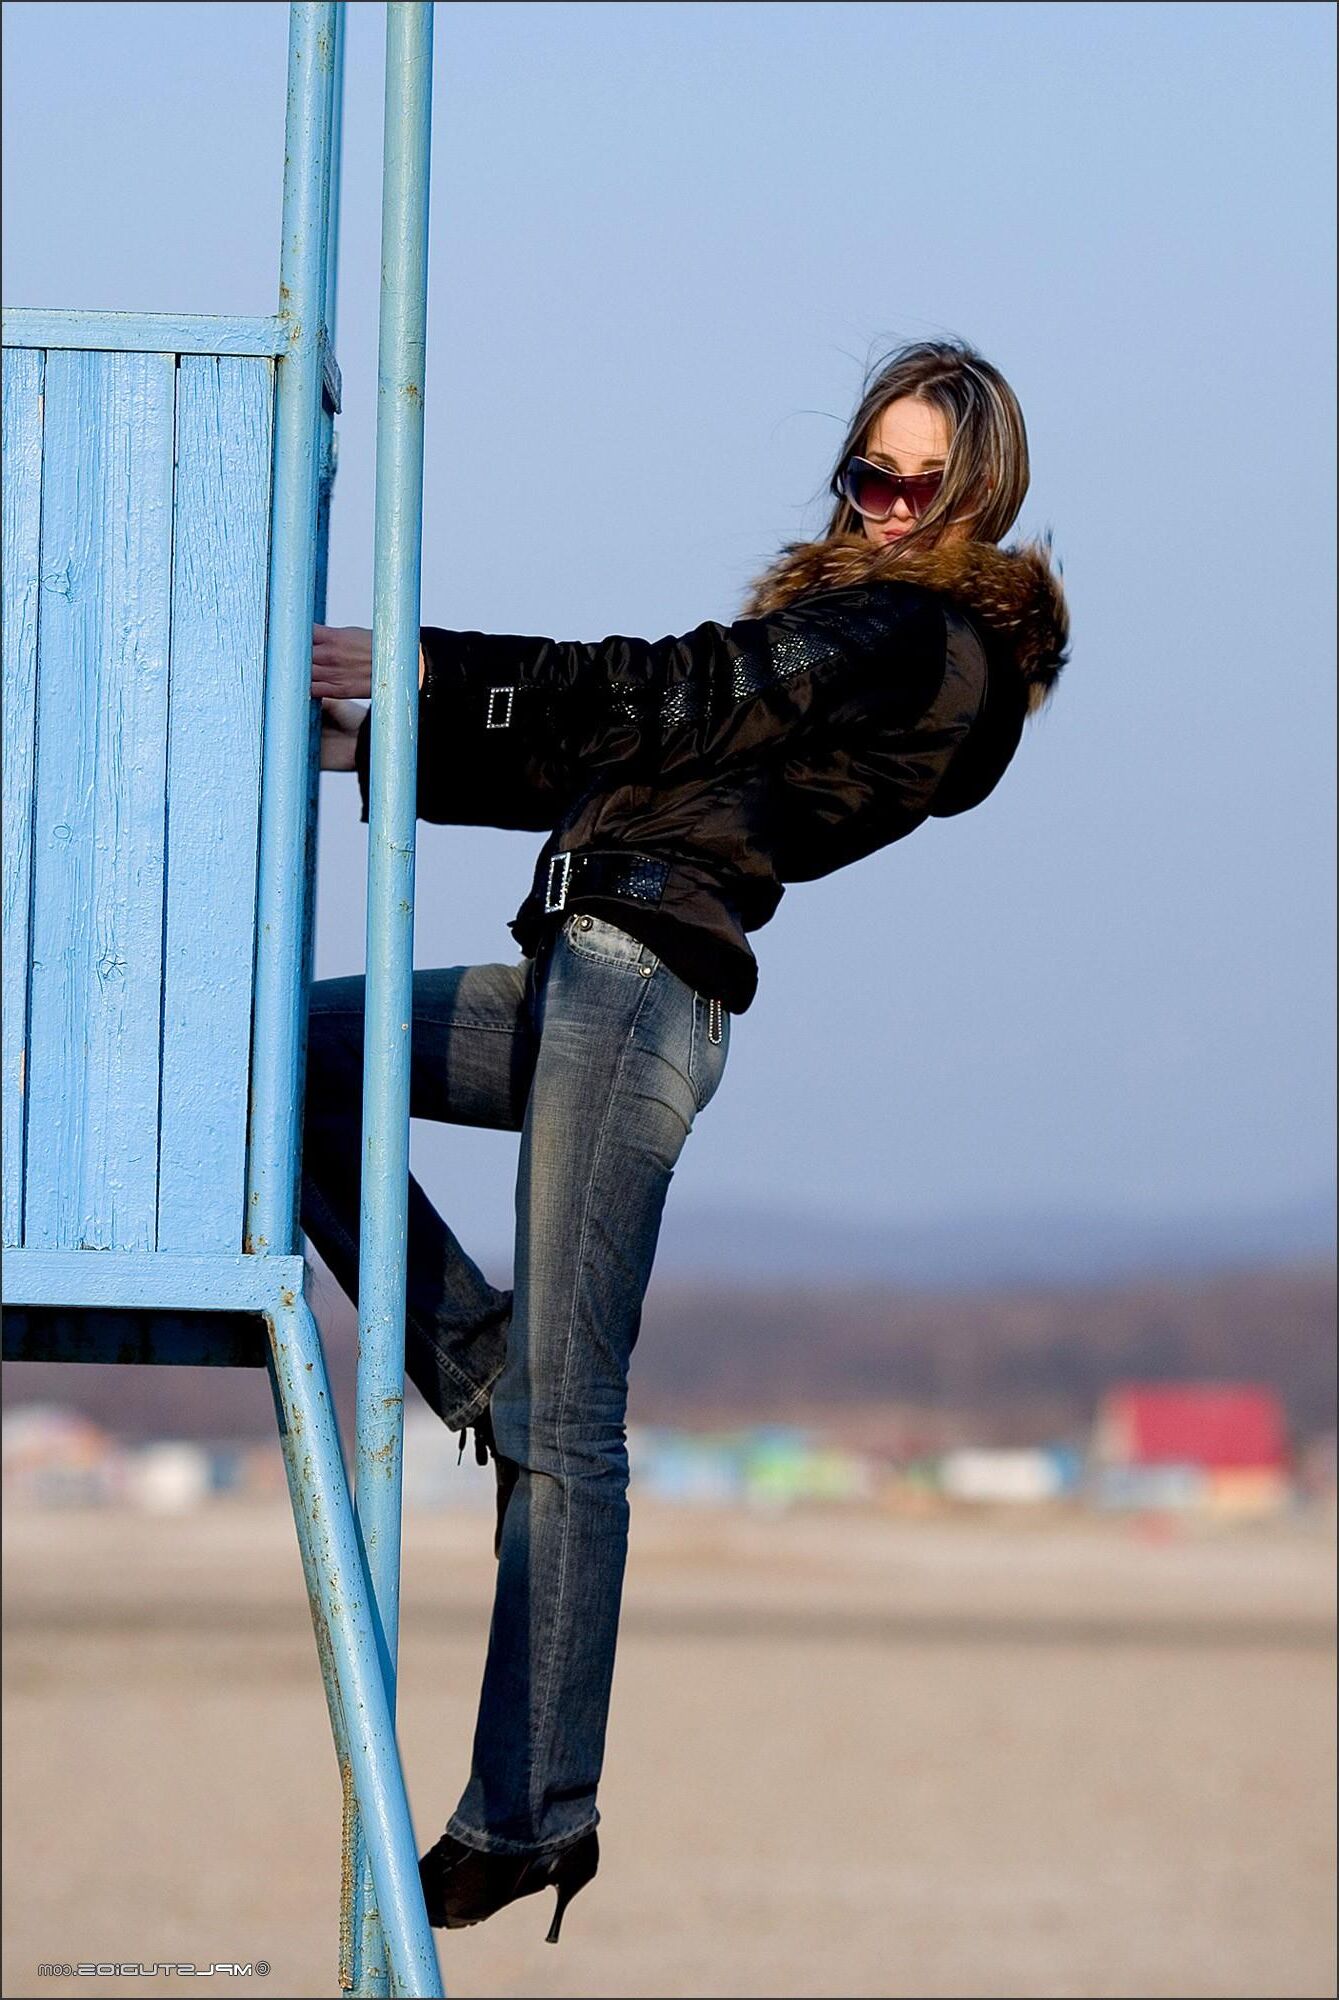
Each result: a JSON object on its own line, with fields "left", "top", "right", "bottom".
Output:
{"left": 4, "top": 1, "right": 1334, "bottom": 1258}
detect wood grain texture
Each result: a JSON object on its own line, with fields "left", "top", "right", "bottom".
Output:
{"left": 2, "top": 311, "right": 340, "bottom": 412}
{"left": 3, "top": 1247, "right": 303, "bottom": 1309}
{"left": 2, "top": 309, "right": 284, "bottom": 357}
{"left": 25, "top": 349, "right": 176, "bottom": 1251}
{"left": 158, "top": 355, "right": 273, "bottom": 1252}
{"left": 1, "top": 347, "right": 44, "bottom": 1247}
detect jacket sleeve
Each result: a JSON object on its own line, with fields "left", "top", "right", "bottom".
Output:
{"left": 355, "top": 585, "right": 950, "bottom": 827}
{"left": 353, "top": 635, "right": 579, "bottom": 830}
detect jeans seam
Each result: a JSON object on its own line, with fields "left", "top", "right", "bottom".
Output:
{"left": 527, "top": 965, "right": 656, "bottom": 1829}
{"left": 687, "top": 992, "right": 704, "bottom": 1113}
{"left": 412, "top": 1018, "right": 519, "bottom": 1035}
{"left": 565, "top": 945, "right": 657, "bottom": 975}
{"left": 310, "top": 1002, "right": 520, "bottom": 1038}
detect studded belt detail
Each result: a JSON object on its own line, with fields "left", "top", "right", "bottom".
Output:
{"left": 534, "top": 847, "right": 671, "bottom": 916}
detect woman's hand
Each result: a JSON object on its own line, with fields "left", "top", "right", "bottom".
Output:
{"left": 312, "top": 625, "right": 429, "bottom": 771}
{"left": 312, "top": 624, "right": 374, "bottom": 700}
{"left": 312, "top": 623, "right": 427, "bottom": 702}
{"left": 319, "top": 697, "right": 367, "bottom": 772}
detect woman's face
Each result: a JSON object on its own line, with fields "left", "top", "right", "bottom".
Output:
{"left": 857, "top": 396, "right": 971, "bottom": 547}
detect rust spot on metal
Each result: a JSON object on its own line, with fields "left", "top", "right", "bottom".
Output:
{"left": 403, "top": 381, "right": 420, "bottom": 403}
{"left": 280, "top": 1287, "right": 296, "bottom": 1308}
{"left": 338, "top": 1759, "right": 357, "bottom": 1987}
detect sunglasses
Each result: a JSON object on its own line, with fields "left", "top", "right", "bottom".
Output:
{"left": 836, "top": 455, "right": 945, "bottom": 522}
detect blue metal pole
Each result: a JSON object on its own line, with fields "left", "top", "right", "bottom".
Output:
{"left": 303, "top": 14, "right": 356, "bottom": 1987}
{"left": 265, "top": 1290, "right": 445, "bottom": 2000}
{"left": 316, "top": 38, "right": 443, "bottom": 2000}
{"left": 253, "top": 8, "right": 441, "bottom": 1995}
{"left": 347, "top": 3, "right": 436, "bottom": 1990}
{"left": 247, "top": 0, "right": 337, "bottom": 1259}
{"left": 312, "top": 1, "right": 344, "bottom": 629}
{"left": 307, "top": 19, "right": 363, "bottom": 1982}
{"left": 324, "top": 3, "right": 347, "bottom": 350}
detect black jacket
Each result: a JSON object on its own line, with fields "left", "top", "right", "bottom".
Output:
{"left": 354, "top": 532, "right": 1070, "bottom": 1012}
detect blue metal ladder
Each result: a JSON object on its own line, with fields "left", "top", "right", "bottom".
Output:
{"left": 2, "top": 6, "right": 442, "bottom": 1991}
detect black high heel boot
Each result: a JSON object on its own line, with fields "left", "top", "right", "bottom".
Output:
{"left": 418, "top": 1827, "right": 600, "bottom": 1943}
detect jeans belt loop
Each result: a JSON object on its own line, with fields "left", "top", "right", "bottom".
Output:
{"left": 544, "top": 851, "right": 573, "bottom": 913}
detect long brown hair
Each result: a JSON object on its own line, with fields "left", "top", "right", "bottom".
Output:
{"left": 820, "top": 339, "right": 1030, "bottom": 555}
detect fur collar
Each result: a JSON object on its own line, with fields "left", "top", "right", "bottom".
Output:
{"left": 739, "top": 531, "right": 1070, "bottom": 716}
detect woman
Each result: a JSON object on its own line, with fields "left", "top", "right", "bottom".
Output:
{"left": 304, "top": 338, "right": 1069, "bottom": 1945}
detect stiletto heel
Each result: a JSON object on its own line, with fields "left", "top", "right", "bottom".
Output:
{"left": 545, "top": 1883, "right": 573, "bottom": 1944}
{"left": 420, "top": 1825, "right": 599, "bottom": 1941}
{"left": 544, "top": 1832, "right": 600, "bottom": 1944}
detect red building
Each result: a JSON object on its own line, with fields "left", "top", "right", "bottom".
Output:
{"left": 1092, "top": 1383, "right": 1291, "bottom": 1514}
{"left": 1097, "top": 1384, "right": 1288, "bottom": 1469}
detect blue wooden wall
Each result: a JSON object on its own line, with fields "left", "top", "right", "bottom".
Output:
{"left": 2, "top": 344, "right": 273, "bottom": 1256}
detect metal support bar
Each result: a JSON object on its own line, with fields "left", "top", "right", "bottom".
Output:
{"left": 296, "top": 13, "right": 357, "bottom": 1993}
{"left": 264, "top": 1289, "right": 442, "bottom": 1998}
{"left": 324, "top": 3, "right": 348, "bottom": 352}
{"left": 258, "top": 7, "right": 441, "bottom": 1993}
{"left": 247, "top": 0, "right": 337, "bottom": 1259}
{"left": 344, "top": 6, "right": 437, "bottom": 1990}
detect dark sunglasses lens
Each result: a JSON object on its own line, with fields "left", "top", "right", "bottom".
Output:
{"left": 843, "top": 459, "right": 897, "bottom": 519}
{"left": 843, "top": 461, "right": 945, "bottom": 520}
{"left": 904, "top": 472, "right": 944, "bottom": 517}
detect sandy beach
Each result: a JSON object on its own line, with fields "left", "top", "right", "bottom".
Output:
{"left": 3, "top": 1501, "right": 1334, "bottom": 1999}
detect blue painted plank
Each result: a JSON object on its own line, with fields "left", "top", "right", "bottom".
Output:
{"left": 158, "top": 356, "right": 273, "bottom": 1253}
{"left": 1, "top": 348, "right": 44, "bottom": 1249}
{"left": 2, "top": 309, "right": 285, "bottom": 357}
{"left": 25, "top": 350, "right": 175, "bottom": 1252}
{"left": 2, "top": 312, "right": 340, "bottom": 413}
{"left": 1, "top": 1246, "right": 306, "bottom": 1310}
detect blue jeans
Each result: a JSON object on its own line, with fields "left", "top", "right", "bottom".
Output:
{"left": 300, "top": 911, "right": 730, "bottom": 1856}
